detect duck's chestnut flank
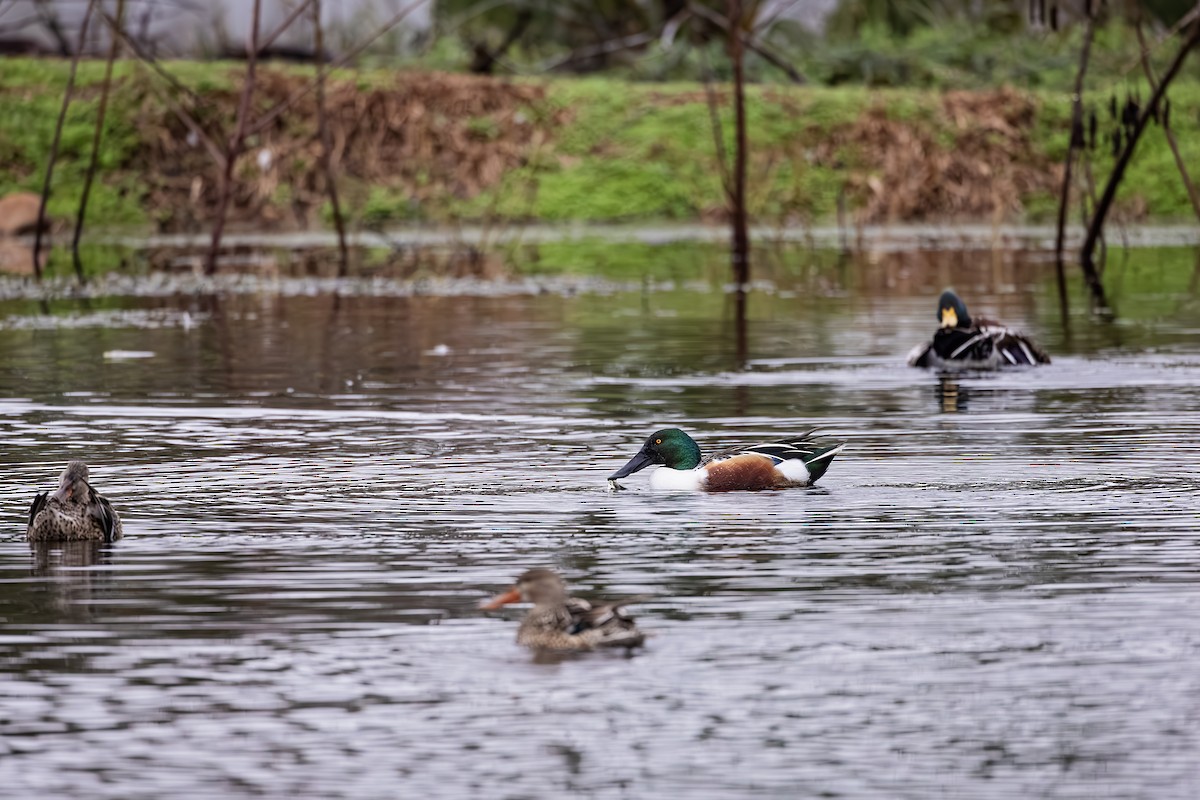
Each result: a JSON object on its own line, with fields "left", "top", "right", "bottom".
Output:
{"left": 609, "top": 428, "right": 844, "bottom": 492}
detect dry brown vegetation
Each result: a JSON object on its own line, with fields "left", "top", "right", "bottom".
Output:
{"left": 816, "top": 88, "right": 1061, "bottom": 223}
{"left": 137, "top": 70, "right": 565, "bottom": 231}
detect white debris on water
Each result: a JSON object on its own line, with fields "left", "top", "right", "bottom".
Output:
{"left": 0, "top": 273, "right": 738, "bottom": 302}
{"left": 103, "top": 350, "right": 156, "bottom": 360}
{"left": 0, "top": 307, "right": 208, "bottom": 330}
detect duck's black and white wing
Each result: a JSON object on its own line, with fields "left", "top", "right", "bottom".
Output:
{"left": 85, "top": 486, "right": 122, "bottom": 543}
{"left": 740, "top": 432, "right": 833, "bottom": 465}
{"left": 567, "top": 596, "right": 644, "bottom": 646}
{"left": 27, "top": 492, "right": 48, "bottom": 533}
{"left": 702, "top": 429, "right": 823, "bottom": 466}
{"left": 907, "top": 340, "right": 935, "bottom": 367}
{"left": 992, "top": 328, "right": 1051, "bottom": 365}
{"left": 915, "top": 323, "right": 1050, "bottom": 369}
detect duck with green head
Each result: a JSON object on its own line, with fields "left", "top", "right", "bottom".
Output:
{"left": 609, "top": 428, "right": 843, "bottom": 492}
{"left": 908, "top": 289, "right": 1050, "bottom": 370}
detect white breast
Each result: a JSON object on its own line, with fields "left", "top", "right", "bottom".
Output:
{"left": 649, "top": 467, "right": 706, "bottom": 491}
{"left": 773, "top": 458, "right": 811, "bottom": 484}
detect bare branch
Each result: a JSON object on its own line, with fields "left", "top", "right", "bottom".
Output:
{"left": 258, "top": 0, "right": 315, "bottom": 54}
{"left": 73, "top": 0, "right": 125, "bottom": 283}
{"left": 688, "top": 1, "right": 806, "bottom": 85}
{"left": 246, "top": 0, "right": 426, "bottom": 138}
{"left": 207, "top": 0, "right": 263, "bottom": 274}
{"left": 95, "top": 6, "right": 226, "bottom": 168}
{"left": 312, "top": 0, "right": 349, "bottom": 277}
{"left": 728, "top": 0, "right": 750, "bottom": 285}
{"left": 471, "top": 7, "right": 532, "bottom": 73}
{"left": 1082, "top": 12, "right": 1200, "bottom": 312}
{"left": 699, "top": 48, "right": 732, "bottom": 201}
{"left": 1135, "top": 15, "right": 1200, "bottom": 223}
{"left": 30, "top": 0, "right": 71, "bottom": 55}
{"left": 1053, "top": 12, "right": 1095, "bottom": 323}
{"left": 536, "top": 30, "right": 657, "bottom": 73}
{"left": 661, "top": 9, "right": 691, "bottom": 48}
{"left": 33, "top": 0, "right": 97, "bottom": 279}
{"left": 1116, "top": 3, "right": 1200, "bottom": 78}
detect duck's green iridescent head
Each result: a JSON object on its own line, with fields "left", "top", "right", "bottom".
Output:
{"left": 938, "top": 289, "right": 972, "bottom": 329}
{"left": 609, "top": 428, "right": 703, "bottom": 479}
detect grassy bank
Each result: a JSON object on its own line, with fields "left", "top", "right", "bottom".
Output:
{"left": 1, "top": 57, "right": 1200, "bottom": 245}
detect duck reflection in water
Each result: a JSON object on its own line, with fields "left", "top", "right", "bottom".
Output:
{"left": 28, "top": 540, "right": 115, "bottom": 620}
{"left": 937, "top": 373, "right": 969, "bottom": 413}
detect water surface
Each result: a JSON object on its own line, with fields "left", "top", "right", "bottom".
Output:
{"left": 2, "top": 246, "right": 1199, "bottom": 798}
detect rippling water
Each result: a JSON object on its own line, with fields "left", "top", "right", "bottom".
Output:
{"left": 2, "top": 247, "right": 1200, "bottom": 798}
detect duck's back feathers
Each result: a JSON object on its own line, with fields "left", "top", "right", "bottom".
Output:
{"left": 516, "top": 595, "right": 646, "bottom": 651}
{"left": 703, "top": 430, "right": 844, "bottom": 488}
{"left": 701, "top": 428, "right": 820, "bottom": 465}
{"left": 992, "top": 329, "right": 1051, "bottom": 366}
{"left": 27, "top": 487, "right": 122, "bottom": 543}
{"left": 566, "top": 597, "right": 645, "bottom": 648}
{"left": 909, "top": 325, "right": 1050, "bottom": 370}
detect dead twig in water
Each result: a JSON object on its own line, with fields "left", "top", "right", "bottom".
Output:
{"left": 73, "top": 0, "right": 124, "bottom": 284}
{"left": 207, "top": 0, "right": 263, "bottom": 275}
{"left": 728, "top": 0, "right": 750, "bottom": 287}
{"left": 1053, "top": 11, "right": 1095, "bottom": 326}
{"left": 1082, "top": 11, "right": 1200, "bottom": 314}
{"left": 700, "top": 50, "right": 732, "bottom": 201}
{"left": 33, "top": 0, "right": 96, "bottom": 280}
{"left": 312, "top": 0, "right": 349, "bottom": 277}
{"left": 1135, "top": 15, "right": 1200, "bottom": 224}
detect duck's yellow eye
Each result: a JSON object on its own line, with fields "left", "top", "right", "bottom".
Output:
{"left": 655, "top": 438, "right": 662, "bottom": 445}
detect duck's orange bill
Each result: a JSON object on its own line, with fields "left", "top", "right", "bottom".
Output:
{"left": 480, "top": 587, "right": 522, "bottom": 610}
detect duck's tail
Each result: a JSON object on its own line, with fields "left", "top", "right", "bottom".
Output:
{"left": 27, "top": 492, "right": 47, "bottom": 533}
{"left": 801, "top": 442, "right": 845, "bottom": 484}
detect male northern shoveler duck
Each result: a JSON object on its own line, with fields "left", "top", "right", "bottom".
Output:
{"left": 27, "top": 461, "right": 123, "bottom": 543}
{"left": 907, "top": 289, "right": 1050, "bottom": 370}
{"left": 608, "top": 428, "right": 843, "bottom": 492}
{"left": 480, "top": 568, "right": 645, "bottom": 651}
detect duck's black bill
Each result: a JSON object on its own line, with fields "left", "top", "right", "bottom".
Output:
{"left": 609, "top": 447, "right": 656, "bottom": 480}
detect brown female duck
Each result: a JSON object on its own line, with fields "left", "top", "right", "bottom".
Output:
{"left": 480, "top": 568, "right": 645, "bottom": 651}
{"left": 27, "top": 461, "right": 123, "bottom": 543}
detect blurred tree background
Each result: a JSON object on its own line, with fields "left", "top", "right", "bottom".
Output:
{"left": 424, "top": 0, "right": 1200, "bottom": 88}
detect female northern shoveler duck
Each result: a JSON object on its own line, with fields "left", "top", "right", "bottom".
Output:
{"left": 480, "top": 568, "right": 645, "bottom": 651}
{"left": 908, "top": 289, "right": 1050, "bottom": 370}
{"left": 608, "top": 428, "right": 843, "bottom": 492}
{"left": 27, "top": 461, "right": 122, "bottom": 543}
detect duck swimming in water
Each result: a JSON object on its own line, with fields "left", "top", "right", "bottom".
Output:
{"left": 480, "top": 568, "right": 645, "bottom": 651}
{"left": 27, "top": 461, "right": 122, "bottom": 543}
{"left": 609, "top": 428, "right": 843, "bottom": 492}
{"left": 908, "top": 289, "right": 1050, "bottom": 370}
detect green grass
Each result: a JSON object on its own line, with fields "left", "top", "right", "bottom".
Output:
{"left": 2, "top": 57, "right": 1200, "bottom": 238}
{"left": 0, "top": 61, "right": 148, "bottom": 229}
